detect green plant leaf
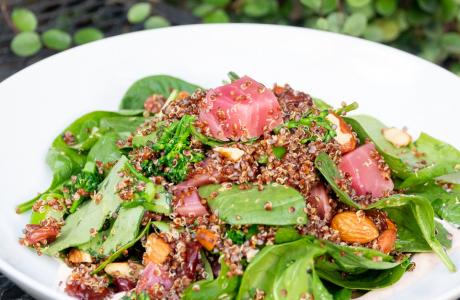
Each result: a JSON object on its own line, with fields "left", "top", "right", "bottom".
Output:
{"left": 10, "top": 32, "right": 41, "bottom": 57}
{"left": 342, "top": 13, "right": 367, "bottom": 36}
{"left": 242, "top": 0, "right": 278, "bottom": 17}
{"left": 441, "top": 33, "right": 460, "bottom": 55}
{"left": 74, "top": 28, "right": 104, "bottom": 45}
{"left": 120, "top": 75, "right": 200, "bottom": 109}
{"left": 127, "top": 2, "right": 152, "bottom": 24}
{"left": 183, "top": 259, "right": 241, "bottom": 300}
{"left": 376, "top": 0, "right": 397, "bottom": 16}
{"left": 417, "top": 0, "right": 439, "bottom": 13}
{"left": 144, "top": 16, "right": 171, "bottom": 29}
{"left": 11, "top": 8, "right": 37, "bottom": 32}
{"left": 346, "top": 0, "right": 371, "bottom": 8}
{"left": 203, "top": 9, "right": 230, "bottom": 23}
{"left": 42, "top": 29, "right": 72, "bottom": 51}
{"left": 45, "top": 157, "right": 128, "bottom": 255}
{"left": 199, "top": 183, "right": 307, "bottom": 225}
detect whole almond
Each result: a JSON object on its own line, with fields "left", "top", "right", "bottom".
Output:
{"left": 331, "top": 211, "right": 379, "bottom": 243}
{"left": 326, "top": 113, "right": 357, "bottom": 153}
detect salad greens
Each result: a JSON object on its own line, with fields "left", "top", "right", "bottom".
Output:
{"left": 18, "top": 74, "right": 460, "bottom": 300}
{"left": 199, "top": 183, "right": 307, "bottom": 225}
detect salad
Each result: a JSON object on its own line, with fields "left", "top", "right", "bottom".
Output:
{"left": 17, "top": 73, "right": 460, "bottom": 300}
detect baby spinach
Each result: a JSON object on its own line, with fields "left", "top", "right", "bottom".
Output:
{"left": 237, "top": 239, "right": 324, "bottom": 300}
{"left": 314, "top": 152, "right": 360, "bottom": 209}
{"left": 100, "top": 206, "right": 145, "bottom": 256}
{"left": 199, "top": 183, "right": 307, "bottom": 225}
{"left": 345, "top": 115, "right": 460, "bottom": 187}
{"left": 86, "top": 132, "right": 122, "bottom": 164}
{"left": 316, "top": 258, "right": 411, "bottom": 290}
{"left": 274, "top": 227, "right": 301, "bottom": 244}
{"left": 408, "top": 182, "right": 460, "bottom": 226}
{"left": 183, "top": 259, "right": 241, "bottom": 300}
{"left": 368, "top": 194, "right": 456, "bottom": 272}
{"left": 45, "top": 157, "right": 128, "bottom": 255}
{"left": 99, "top": 116, "right": 147, "bottom": 139}
{"left": 120, "top": 75, "right": 201, "bottom": 110}
{"left": 30, "top": 193, "right": 65, "bottom": 224}
{"left": 93, "top": 221, "right": 152, "bottom": 274}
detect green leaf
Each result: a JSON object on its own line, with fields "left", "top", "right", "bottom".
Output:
{"left": 316, "top": 258, "right": 411, "bottom": 290}
{"left": 120, "top": 75, "right": 200, "bottom": 110}
{"left": 11, "top": 8, "right": 37, "bottom": 32}
{"left": 127, "top": 2, "right": 152, "bottom": 24}
{"left": 417, "top": 0, "right": 439, "bottom": 13}
{"left": 314, "top": 153, "right": 360, "bottom": 209}
{"left": 237, "top": 239, "right": 325, "bottom": 300}
{"left": 301, "top": 0, "right": 322, "bottom": 11}
{"left": 441, "top": 0, "right": 459, "bottom": 21}
{"left": 203, "top": 9, "right": 230, "bottom": 23}
{"left": 346, "top": 0, "right": 370, "bottom": 8}
{"left": 42, "top": 29, "right": 72, "bottom": 51}
{"left": 74, "top": 28, "right": 104, "bottom": 45}
{"left": 376, "top": 0, "right": 397, "bottom": 16}
{"left": 373, "top": 18, "right": 400, "bottom": 42}
{"left": 203, "top": 0, "right": 231, "bottom": 6}
{"left": 408, "top": 182, "right": 460, "bottom": 226}
{"left": 368, "top": 194, "right": 456, "bottom": 272}
{"left": 144, "top": 16, "right": 171, "bottom": 29}
{"left": 199, "top": 183, "right": 307, "bottom": 225}
{"left": 10, "top": 32, "right": 42, "bottom": 57}
{"left": 183, "top": 259, "right": 241, "bottom": 300}
{"left": 243, "top": 0, "right": 278, "bottom": 17}
{"left": 326, "top": 13, "right": 346, "bottom": 33}
{"left": 342, "top": 13, "right": 367, "bottom": 36}
{"left": 100, "top": 206, "right": 145, "bottom": 256}
{"left": 441, "top": 33, "right": 460, "bottom": 55}
{"left": 30, "top": 193, "right": 65, "bottom": 224}
{"left": 99, "top": 116, "right": 146, "bottom": 139}
{"left": 274, "top": 227, "right": 301, "bottom": 244}
{"left": 87, "top": 132, "right": 122, "bottom": 164}
{"left": 45, "top": 157, "right": 128, "bottom": 255}
{"left": 364, "top": 24, "right": 385, "bottom": 42}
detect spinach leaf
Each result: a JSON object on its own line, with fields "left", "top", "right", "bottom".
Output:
{"left": 237, "top": 239, "right": 321, "bottom": 300}
{"left": 93, "top": 222, "right": 151, "bottom": 274}
{"left": 30, "top": 193, "right": 65, "bottom": 224}
{"left": 314, "top": 152, "right": 360, "bottom": 209}
{"left": 45, "top": 157, "right": 128, "bottom": 255}
{"left": 368, "top": 194, "right": 456, "bottom": 272}
{"left": 274, "top": 227, "right": 301, "bottom": 244}
{"left": 333, "top": 288, "right": 352, "bottom": 300}
{"left": 345, "top": 115, "right": 460, "bottom": 187}
{"left": 183, "top": 259, "right": 241, "bottom": 300}
{"left": 100, "top": 206, "right": 145, "bottom": 256}
{"left": 408, "top": 182, "right": 460, "bottom": 225}
{"left": 199, "top": 184, "right": 307, "bottom": 225}
{"left": 120, "top": 75, "right": 201, "bottom": 109}
{"left": 100, "top": 116, "right": 146, "bottom": 139}
{"left": 313, "top": 238, "right": 400, "bottom": 273}
{"left": 87, "top": 132, "right": 122, "bottom": 164}
{"left": 316, "top": 258, "right": 411, "bottom": 290}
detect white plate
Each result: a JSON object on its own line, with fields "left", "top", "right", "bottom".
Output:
{"left": 0, "top": 24, "right": 459, "bottom": 300}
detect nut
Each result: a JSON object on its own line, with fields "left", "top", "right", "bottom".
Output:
{"left": 326, "top": 113, "right": 357, "bottom": 153}
{"left": 68, "top": 249, "right": 92, "bottom": 264}
{"left": 144, "top": 233, "right": 171, "bottom": 265}
{"left": 213, "top": 147, "right": 245, "bottom": 161}
{"left": 331, "top": 211, "right": 379, "bottom": 244}
{"left": 377, "top": 229, "right": 397, "bottom": 254}
{"left": 104, "top": 262, "right": 144, "bottom": 279}
{"left": 382, "top": 127, "right": 412, "bottom": 148}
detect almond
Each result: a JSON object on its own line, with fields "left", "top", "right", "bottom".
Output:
{"left": 68, "top": 249, "right": 93, "bottom": 264}
{"left": 104, "top": 262, "right": 144, "bottom": 279}
{"left": 331, "top": 211, "right": 379, "bottom": 244}
{"left": 143, "top": 234, "right": 171, "bottom": 265}
{"left": 377, "top": 229, "right": 397, "bottom": 254}
{"left": 213, "top": 147, "right": 245, "bottom": 161}
{"left": 382, "top": 127, "right": 412, "bottom": 148}
{"left": 326, "top": 113, "right": 357, "bottom": 153}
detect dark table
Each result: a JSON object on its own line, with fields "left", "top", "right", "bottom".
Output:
{"left": 0, "top": 1, "right": 197, "bottom": 298}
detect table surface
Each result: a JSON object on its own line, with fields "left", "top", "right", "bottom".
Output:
{"left": 0, "top": 1, "right": 197, "bottom": 298}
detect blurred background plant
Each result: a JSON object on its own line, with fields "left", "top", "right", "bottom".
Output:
{"left": 0, "top": 0, "right": 459, "bottom": 81}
